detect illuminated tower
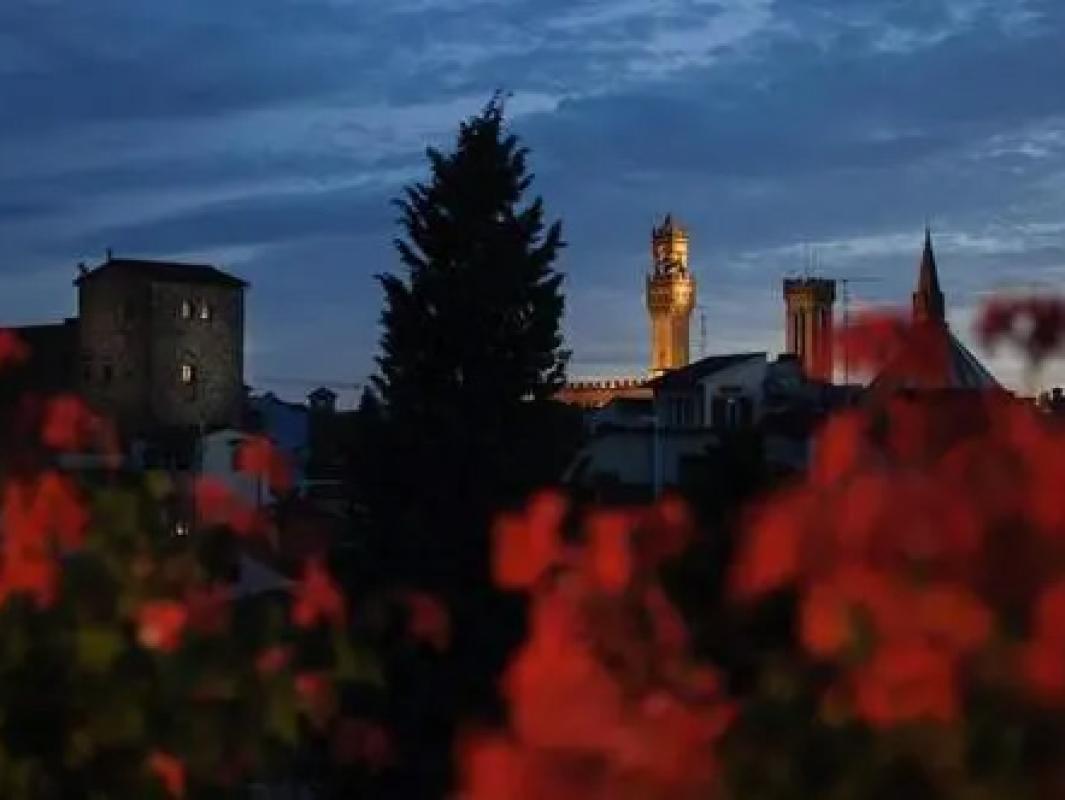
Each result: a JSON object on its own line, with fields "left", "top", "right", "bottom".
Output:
{"left": 646, "top": 214, "right": 696, "bottom": 376}
{"left": 783, "top": 277, "right": 836, "bottom": 382}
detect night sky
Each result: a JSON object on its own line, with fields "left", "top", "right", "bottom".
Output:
{"left": 3, "top": 0, "right": 1064, "bottom": 403}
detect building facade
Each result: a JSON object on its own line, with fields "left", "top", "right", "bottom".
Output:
{"left": 75, "top": 257, "right": 247, "bottom": 436}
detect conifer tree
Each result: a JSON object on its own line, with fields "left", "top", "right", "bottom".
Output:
{"left": 371, "top": 94, "right": 570, "bottom": 583}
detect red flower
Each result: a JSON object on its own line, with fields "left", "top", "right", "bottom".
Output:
{"left": 0, "top": 329, "right": 29, "bottom": 369}
{"left": 403, "top": 591, "right": 450, "bottom": 651}
{"left": 255, "top": 645, "right": 293, "bottom": 676}
{"left": 235, "top": 435, "right": 292, "bottom": 493}
{"left": 800, "top": 582, "right": 852, "bottom": 658}
{"left": 193, "top": 477, "right": 263, "bottom": 536}
{"left": 1021, "top": 640, "right": 1065, "bottom": 705}
{"left": 460, "top": 735, "right": 525, "bottom": 800}
{"left": 586, "top": 510, "right": 632, "bottom": 593}
{"left": 492, "top": 491, "right": 566, "bottom": 590}
{"left": 332, "top": 717, "right": 394, "bottom": 770}
{"left": 978, "top": 296, "right": 1065, "bottom": 364}
{"left": 147, "top": 751, "right": 186, "bottom": 799}
{"left": 295, "top": 671, "right": 335, "bottom": 728}
{"left": 137, "top": 601, "right": 188, "bottom": 652}
{"left": 853, "top": 642, "right": 958, "bottom": 727}
{"left": 291, "top": 557, "right": 346, "bottom": 628}
{"left": 40, "top": 394, "right": 101, "bottom": 452}
{"left": 184, "top": 584, "right": 232, "bottom": 636}
{"left": 730, "top": 489, "right": 810, "bottom": 598}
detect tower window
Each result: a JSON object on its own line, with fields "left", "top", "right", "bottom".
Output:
{"left": 180, "top": 300, "right": 193, "bottom": 320}
{"left": 199, "top": 303, "right": 212, "bottom": 321}
{"left": 102, "top": 364, "right": 113, "bottom": 384}
{"left": 180, "top": 363, "right": 196, "bottom": 384}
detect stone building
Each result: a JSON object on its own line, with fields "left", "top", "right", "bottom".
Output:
{"left": 75, "top": 257, "right": 247, "bottom": 437}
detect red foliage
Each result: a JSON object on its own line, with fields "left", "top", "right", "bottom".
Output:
{"left": 728, "top": 385, "right": 1065, "bottom": 727}
{"left": 978, "top": 296, "right": 1065, "bottom": 364}
{"left": 255, "top": 645, "right": 293, "bottom": 676}
{"left": 837, "top": 311, "right": 951, "bottom": 387}
{"left": 586, "top": 510, "right": 633, "bottom": 593}
{"left": 492, "top": 491, "right": 566, "bottom": 589}
{"left": 147, "top": 751, "right": 186, "bottom": 799}
{"left": 137, "top": 601, "right": 189, "bottom": 652}
{"left": 192, "top": 477, "right": 266, "bottom": 537}
{"left": 235, "top": 435, "right": 293, "bottom": 493}
{"left": 465, "top": 499, "right": 735, "bottom": 799}
{"left": 291, "top": 557, "right": 346, "bottom": 628}
{"left": 0, "top": 472, "right": 88, "bottom": 608}
{"left": 332, "top": 717, "right": 394, "bottom": 770}
{"left": 295, "top": 671, "right": 335, "bottom": 729}
{"left": 184, "top": 584, "right": 232, "bottom": 637}
{"left": 403, "top": 591, "right": 451, "bottom": 651}
{"left": 40, "top": 394, "right": 101, "bottom": 452}
{"left": 0, "top": 329, "right": 29, "bottom": 369}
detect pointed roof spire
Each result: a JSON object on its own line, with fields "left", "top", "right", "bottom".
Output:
{"left": 913, "top": 226, "right": 946, "bottom": 324}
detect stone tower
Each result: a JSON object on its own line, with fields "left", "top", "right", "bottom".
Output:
{"left": 646, "top": 214, "right": 696, "bottom": 376}
{"left": 783, "top": 277, "right": 836, "bottom": 382}
{"left": 75, "top": 257, "right": 246, "bottom": 437}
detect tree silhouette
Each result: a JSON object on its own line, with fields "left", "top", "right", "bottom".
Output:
{"left": 370, "top": 93, "right": 569, "bottom": 584}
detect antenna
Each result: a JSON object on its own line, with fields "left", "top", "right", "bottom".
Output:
{"left": 699, "top": 310, "right": 707, "bottom": 358}
{"left": 834, "top": 275, "right": 883, "bottom": 385}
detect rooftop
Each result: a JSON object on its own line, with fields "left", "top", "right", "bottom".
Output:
{"left": 74, "top": 257, "right": 247, "bottom": 289}
{"left": 649, "top": 352, "right": 765, "bottom": 390}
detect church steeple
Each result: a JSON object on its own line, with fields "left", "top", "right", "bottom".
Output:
{"left": 913, "top": 226, "right": 945, "bottom": 324}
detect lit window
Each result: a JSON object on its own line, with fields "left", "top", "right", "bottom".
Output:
{"left": 199, "top": 303, "right": 212, "bottom": 321}
{"left": 180, "top": 300, "right": 193, "bottom": 319}
{"left": 180, "top": 363, "right": 196, "bottom": 384}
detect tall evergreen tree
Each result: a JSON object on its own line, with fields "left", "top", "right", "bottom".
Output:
{"left": 370, "top": 94, "right": 570, "bottom": 584}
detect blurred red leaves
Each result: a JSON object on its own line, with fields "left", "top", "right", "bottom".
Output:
{"left": 291, "top": 557, "right": 346, "bottom": 628}
{"left": 492, "top": 490, "right": 566, "bottom": 590}
{"left": 255, "top": 645, "right": 293, "bottom": 676}
{"left": 727, "top": 369, "right": 1065, "bottom": 725}
{"left": 193, "top": 477, "right": 265, "bottom": 537}
{"left": 838, "top": 311, "right": 951, "bottom": 386}
{"left": 40, "top": 394, "right": 112, "bottom": 454}
{"left": 235, "top": 435, "right": 292, "bottom": 493}
{"left": 467, "top": 495, "right": 733, "bottom": 799}
{"left": 586, "top": 511, "right": 632, "bottom": 592}
{"left": 0, "top": 329, "right": 29, "bottom": 369}
{"left": 184, "top": 584, "right": 232, "bottom": 637}
{"left": 978, "top": 296, "right": 1065, "bottom": 365}
{"left": 147, "top": 751, "right": 186, "bottom": 799}
{"left": 332, "top": 717, "right": 394, "bottom": 770}
{"left": 137, "top": 601, "right": 188, "bottom": 652}
{"left": 403, "top": 591, "right": 450, "bottom": 651}
{"left": 295, "top": 671, "right": 335, "bottom": 728}
{"left": 0, "top": 472, "right": 87, "bottom": 608}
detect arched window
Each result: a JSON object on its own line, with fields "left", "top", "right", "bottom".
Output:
{"left": 199, "top": 303, "right": 212, "bottom": 321}
{"left": 180, "top": 299, "right": 193, "bottom": 320}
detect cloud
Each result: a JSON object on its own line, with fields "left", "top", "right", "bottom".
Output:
{"left": 3, "top": 0, "right": 1065, "bottom": 396}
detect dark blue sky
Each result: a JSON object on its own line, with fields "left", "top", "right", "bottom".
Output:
{"left": 3, "top": 0, "right": 1064, "bottom": 403}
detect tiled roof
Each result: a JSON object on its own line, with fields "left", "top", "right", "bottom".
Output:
{"left": 75, "top": 258, "right": 247, "bottom": 288}
{"left": 648, "top": 352, "right": 765, "bottom": 390}
{"left": 869, "top": 326, "right": 1001, "bottom": 392}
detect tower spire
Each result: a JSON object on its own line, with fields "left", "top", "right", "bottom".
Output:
{"left": 913, "top": 226, "right": 945, "bottom": 324}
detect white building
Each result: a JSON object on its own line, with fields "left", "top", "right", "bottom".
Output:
{"left": 566, "top": 352, "right": 830, "bottom": 497}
